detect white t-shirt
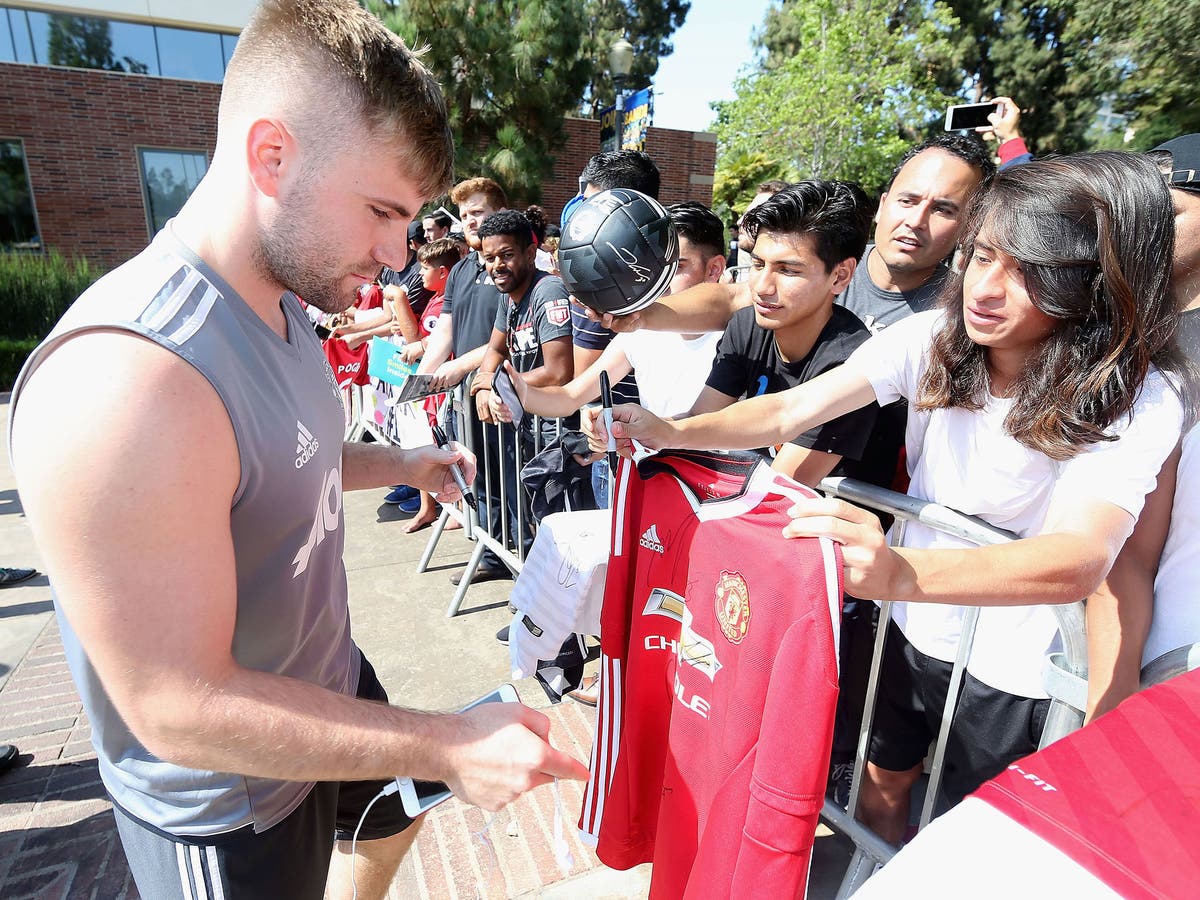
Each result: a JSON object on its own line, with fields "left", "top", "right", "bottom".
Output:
{"left": 614, "top": 329, "right": 722, "bottom": 419}
{"left": 844, "top": 311, "right": 1184, "bottom": 698}
{"left": 1146, "top": 423, "right": 1200, "bottom": 667}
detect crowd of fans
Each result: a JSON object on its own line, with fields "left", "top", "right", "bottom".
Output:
{"left": 317, "top": 97, "right": 1200, "bottom": 843}
{"left": 9, "top": 2, "right": 1199, "bottom": 894}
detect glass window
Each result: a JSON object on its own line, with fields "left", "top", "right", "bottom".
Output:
{"left": 0, "top": 139, "right": 41, "bottom": 250}
{"left": 1, "top": 8, "right": 16, "bottom": 63}
{"left": 31, "top": 11, "right": 158, "bottom": 73}
{"left": 108, "top": 19, "right": 158, "bottom": 75}
{"left": 24, "top": 10, "right": 48, "bottom": 64}
{"left": 156, "top": 26, "right": 223, "bottom": 82}
{"left": 2, "top": 7, "right": 234, "bottom": 81}
{"left": 221, "top": 32, "right": 238, "bottom": 72}
{"left": 138, "top": 148, "right": 208, "bottom": 236}
{"left": 9, "top": 8, "right": 36, "bottom": 64}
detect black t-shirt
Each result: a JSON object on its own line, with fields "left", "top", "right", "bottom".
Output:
{"left": 442, "top": 252, "right": 504, "bottom": 359}
{"left": 379, "top": 261, "right": 432, "bottom": 318}
{"left": 705, "top": 304, "right": 903, "bottom": 488}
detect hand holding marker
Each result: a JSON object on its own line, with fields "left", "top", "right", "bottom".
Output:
{"left": 432, "top": 423, "right": 476, "bottom": 510}
{"left": 599, "top": 371, "right": 619, "bottom": 472}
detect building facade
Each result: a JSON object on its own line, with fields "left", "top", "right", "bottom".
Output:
{"left": 1, "top": 1, "right": 715, "bottom": 271}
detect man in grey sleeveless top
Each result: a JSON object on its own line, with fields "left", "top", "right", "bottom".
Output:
{"left": 7, "top": 3, "right": 586, "bottom": 899}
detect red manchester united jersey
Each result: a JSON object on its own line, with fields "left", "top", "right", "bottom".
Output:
{"left": 580, "top": 450, "right": 842, "bottom": 899}
{"left": 973, "top": 668, "right": 1200, "bottom": 899}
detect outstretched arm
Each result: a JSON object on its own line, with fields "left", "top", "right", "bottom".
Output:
{"left": 511, "top": 338, "right": 635, "bottom": 419}
{"left": 416, "top": 313, "right": 453, "bottom": 375}
{"left": 783, "top": 491, "right": 1134, "bottom": 608}
{"left": 592, "top": 279, "right": 751, "bottom": 334}
{"left": 585, "top": 362, "right": 877, "bottom": 456}
{"left": 11, "top": 332, "right": 584, "bottom": 810}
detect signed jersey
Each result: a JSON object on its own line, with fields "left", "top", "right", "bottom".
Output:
{"left": 580, "top": 450, "right": 842, "bottom": 899}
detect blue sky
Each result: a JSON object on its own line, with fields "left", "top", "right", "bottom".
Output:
{"left": 650, "top": 0, "right": 774, "bottom": 133}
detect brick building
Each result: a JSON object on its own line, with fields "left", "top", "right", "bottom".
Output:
{"left": 1, "top": 2, "right": 716, "bottom": 272}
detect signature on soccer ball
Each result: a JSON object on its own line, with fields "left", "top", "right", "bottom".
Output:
{"left": 606, "top": 242, "right": 652, "bottom": 284}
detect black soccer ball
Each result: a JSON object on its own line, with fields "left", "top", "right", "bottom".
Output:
{"left": 558, "top": 188, "right": 678, "bottom": 317}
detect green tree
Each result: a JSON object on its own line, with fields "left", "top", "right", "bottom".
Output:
{"left": 710, "top": 150, "right": 789, "bottom": 228}
{"left": 1069, "top": 0, "right": 1200, "bottom": 149}
{"left": 937, "top": 1, "right": 1101, "bottom": 154}
{"left": 714, "top": 0, "right": 958, "bottom": 194}
{"left": 578, "top": 0, "right": 691, "bottom": 116}
{"left": 371, "top": 0, "right": 591, "bottom": 203}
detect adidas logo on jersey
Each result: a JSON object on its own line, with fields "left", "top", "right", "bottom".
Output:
{"left": 295, "top": 420, "right": 320, "bottom": 469}
{"left": 639, "top": 524, "right": 665, "bottom": 554}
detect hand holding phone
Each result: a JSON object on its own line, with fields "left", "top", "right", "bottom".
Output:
{"left": 944, "top": 101, "right": 1001, "bottom": 132}
{"left": 395, "top": 684, "right": 521, "bottom": 816}
{"left": 395, "top": 684, "right": 589, "bottom": 816}
{"left": 492, "top": 367, "right": 525, "bottom": 426}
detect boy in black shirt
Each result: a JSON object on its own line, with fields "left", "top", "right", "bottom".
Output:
{"left": 690, "top": 181, "right": 904, "bottom": 490}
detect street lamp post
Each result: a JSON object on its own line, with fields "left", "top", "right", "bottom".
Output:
{"left": 609, "top": 37, "right": 634, "bottom": 148}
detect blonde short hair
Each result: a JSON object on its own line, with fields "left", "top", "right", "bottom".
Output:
{"left": 221, "top": 0, "right": 453, "bottom": 198}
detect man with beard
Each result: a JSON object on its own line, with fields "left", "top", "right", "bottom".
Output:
{"left": 472, "top": 210, "right": 575, "bottom": 553}
{"left": 6, "top": 3, "right": 586, "bottom": 899}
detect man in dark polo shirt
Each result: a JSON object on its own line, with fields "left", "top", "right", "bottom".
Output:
{"left": 414, "top": 176, "right": 513, "bottom": 584}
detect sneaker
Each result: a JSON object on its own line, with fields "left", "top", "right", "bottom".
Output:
{"left": 828, "top": 762, "right": 853, "bottom": 808}
{"left": 496, "top": 625, "right": 510, "bottom": 645}
{"left": 449, "top": 564, "right": 512, "bottom": 586}
{"left": 384, "top": 485, "right": 417, "bottom": 505}
{"left": 0, "top": 567, "right": 37, "bottom": 588}
{"left": 0, "top": 743, "right": 18, "bottom": 774}
{"left": 397, "top": 495, "right": 421, "bottom": 514}
{"left": 567, "top": 673, "right": 600, "bottom": 707}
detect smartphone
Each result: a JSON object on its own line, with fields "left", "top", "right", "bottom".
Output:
{"left": 394, "top": 683, "right": 521, "bottom": 817}
{"left": 944, "top": 101, "right": 1000, "bottom": 131}
{"left": 492, "top": 368, "right": 526, "bottom": 426}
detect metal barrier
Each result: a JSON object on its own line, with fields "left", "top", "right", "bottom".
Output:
{"left": 1141, "top": 641, "right": 1200, "bottom": 688}
{"left": 813, "top": 477, "right": 1089, "bottom": 899}
{"left": 412, "top": 383, "right": 566, "bottom": 617}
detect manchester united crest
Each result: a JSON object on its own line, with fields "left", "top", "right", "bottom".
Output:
{"left": 714, "top": 570, "right": 751, "bottom": 644}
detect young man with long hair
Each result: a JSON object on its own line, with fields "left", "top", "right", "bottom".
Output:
{"left": 586, "top": 152, "right": 1190, "bottom": 842}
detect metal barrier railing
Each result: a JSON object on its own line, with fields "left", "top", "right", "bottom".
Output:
{"left": 1141, "top": 641, "right": 1200, "bottom": 688}
{"left": 813, "top": 477, "right": 1088, "bottom": 899}
{"left": 412, "top": 382, "right": 566, "bottom": 617}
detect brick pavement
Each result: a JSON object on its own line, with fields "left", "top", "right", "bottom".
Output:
{"left": 0, "top": 617, "right": 641, "bottom": 899}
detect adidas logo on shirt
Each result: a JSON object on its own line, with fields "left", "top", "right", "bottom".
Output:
{"left": 639, "top": 524, "right": 665, "bottom": 554}
{"left": 295, "top": 420, "right": 320, "bottom": 469}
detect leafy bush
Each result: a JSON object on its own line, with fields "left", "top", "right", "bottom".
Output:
{"left": 1, "top": 251, "right": 100, "bottom": 341}
{"left": 0, "top": 337, "right": 38, "bottom": 391}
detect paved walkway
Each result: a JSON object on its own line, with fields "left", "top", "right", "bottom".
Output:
{"left": 0, "top": 397, "right": 849, "bottom": 897}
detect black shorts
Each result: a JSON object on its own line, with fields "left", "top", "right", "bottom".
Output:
{"left": 113, "top": 654, "right": 417, "bottom": 900}
{"left": 867, "top": 621, "right": 1049, "bottom": 807}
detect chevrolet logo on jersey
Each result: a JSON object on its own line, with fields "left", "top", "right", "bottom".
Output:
{"left": 678, "top": 607, "right": 722, "bottom": 682}
{"left": 643, "top": 587, "right": 686, "bottom": 622}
